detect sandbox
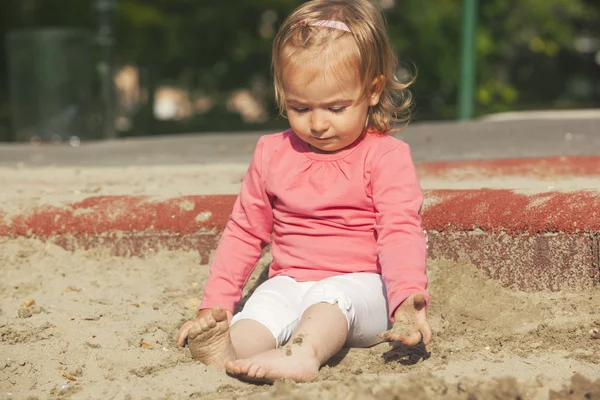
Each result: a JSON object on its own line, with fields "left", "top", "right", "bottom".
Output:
{"left": 1, "top": 238, "right": 599, "bottom": 399}
{"left": 1, "top": 155, "right": 600, "bottom": 399}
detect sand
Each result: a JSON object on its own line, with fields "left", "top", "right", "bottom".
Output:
{"left": 1, "top": 158, "right": 600, "bottom": 399}
{"left": 1, "top": 237, "right": 599, "bottom": 399}
{"left": 1, "top": 163, "right": 598, "bottom": 209}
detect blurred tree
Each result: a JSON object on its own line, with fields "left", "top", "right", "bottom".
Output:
{"left": 385, "top": 0, "right": 600, "bottom": 119}
{"left": 113, "top": 0, "right": 599, "bottom": 129}
{"left": 0, "top": 0, "right": 598, "bottom": 139}
{"left": 114, "top": 0, "right": 302, "bottom": 134}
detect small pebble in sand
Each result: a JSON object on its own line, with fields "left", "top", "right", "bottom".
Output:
{"left": 22, "top": 298, "right": 35, "bottom": 307}
{"left": 590, "top": 328, "right": 600, "bottom": 339}
{"left": 62, "top": 373, "right": 77, "bottom": 382}
{"left": 484, "top": 346, "right": 491, "bottom": 351}
{"left": 83, "top": 313, "right": 103, "bottom": 321}
{"left": 61, "top": 286, "right": 81, "bottom": 295}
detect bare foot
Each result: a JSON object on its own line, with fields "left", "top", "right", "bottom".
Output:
{"left": 184, "top": 307, "right": 236, "bottom": 368}
{"left": 225, "top": 339, "right": 320, "bottom": 383}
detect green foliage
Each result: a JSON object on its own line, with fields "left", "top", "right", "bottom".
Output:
{"left": 383, "top": 0, "right": 599, "bottom": 119}
{"left": 112, "top": 0, "right": 598, "bottom": 128}
{"left": 0, "top": 0, "right": 598, "bottom": 138}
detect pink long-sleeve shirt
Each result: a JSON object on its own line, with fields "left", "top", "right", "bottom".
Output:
{"left": 200, "top": 129, "right": 428, "bottom": 320}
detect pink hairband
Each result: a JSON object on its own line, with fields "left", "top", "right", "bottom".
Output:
{"left": 301, "top": 20, "right": 352, "bottom": 33}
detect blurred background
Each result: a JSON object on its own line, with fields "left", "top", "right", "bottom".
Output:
{"left": 0, "top": 0, "right": 599, "bottom": 143}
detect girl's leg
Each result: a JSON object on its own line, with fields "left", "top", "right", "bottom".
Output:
{"left": 315, "top": 272, "right": 391, "bottom": 348}
{"left": 226, "top": 273, "right": 389, "bottom": 382}
{"left": 186, "top": 276, "right": 306, "bottom": 368}
{"left": 229, "top": 275, "right": 309, "bottom": 358}
{"left": 229, "top": 320, "right": 275, "bottom": 360}
{"left": 226, "top": 302, "right": 347, "bottom": 382}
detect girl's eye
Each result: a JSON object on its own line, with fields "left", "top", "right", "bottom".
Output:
{"left": 330, "top": 107, "right": 347, "bottom": 114}
{"left": 291, "top": 107, "right": 309, "bottom": 114}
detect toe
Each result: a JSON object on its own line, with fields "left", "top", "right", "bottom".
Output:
{"left": 188, "top": 322, "right": 204, "bottom": 340}
{"left": 197, "top": 318, "right": 210, "bottom": 331}
{"left": 177, "top": 322, "right": 193, "bottom": 345}
{"left": 224, "top": 360, "right": 236, "bottom": 372}
{"left": 212, "top": 306, "right": 228, "bottom": 322}
{"left": 236, "top": 359, "right": 253, "bottom": 374}
{"left": 227, "top": 360, "right": 245, "bottom": 375}
{"left": 254, "top": 366, "right": 267, "bottom": 380}
{"left": 246, "top": 362, "right": 261, "bottom": 378}
{"left": 205, "top": 315, "right": 217, "bottom": 329}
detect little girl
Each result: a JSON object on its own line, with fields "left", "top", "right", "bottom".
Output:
{"left": 177, "top": 0, "right": 431, "bottom": 383}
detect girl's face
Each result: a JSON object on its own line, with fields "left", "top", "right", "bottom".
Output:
{"left": 283, "top": 67, "right": 381, "bottom": 154}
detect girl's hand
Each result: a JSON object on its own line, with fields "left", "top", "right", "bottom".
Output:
{"left": 381, "top": 293, "right": 432, "bottom": 346}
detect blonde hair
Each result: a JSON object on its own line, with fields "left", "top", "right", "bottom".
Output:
{"left": 272, "top": 0, "right": 414, "bottom": 133}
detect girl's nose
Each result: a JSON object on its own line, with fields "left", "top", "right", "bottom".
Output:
{"left": 310, "top": 110, "right": 329, "bottom": 135}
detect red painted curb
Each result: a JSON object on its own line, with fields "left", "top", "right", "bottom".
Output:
{"left": 417, "top": 155, "right": 600, "bottom": 179}
{"left": 423, "top": 189, "right": 600, "bottom": 234}
{"left": 1, "top": 190, "right": 598, "bottom": 291}
{"left": 0, "top": 195, "right": 235, "bottom": 237}
{"left": 0, "top": 195, "right": 236, "bottom": 263}
{"left": 2, "top": 191, "right": 599, "bottom": 238}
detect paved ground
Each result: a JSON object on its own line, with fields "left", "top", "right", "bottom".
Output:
{"left": 0, "top": 117, "right": 599, "bottom": 167}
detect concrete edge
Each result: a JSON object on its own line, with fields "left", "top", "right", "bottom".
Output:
{"left": 1, "top": 190, "right": 599, "bottom": 291}
{"left": 417, "top": 155, "right": 600, "bottom": 179}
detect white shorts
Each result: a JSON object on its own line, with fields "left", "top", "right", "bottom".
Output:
{"left": 231, "top": 273, "right": 392, "bottom": 348}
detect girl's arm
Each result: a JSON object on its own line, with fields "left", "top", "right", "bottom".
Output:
{"left": 371, "top": 142, "right": 429, "bottom": 322}
{"left": 199, "top": 137, "right": 273, "bottom": 313}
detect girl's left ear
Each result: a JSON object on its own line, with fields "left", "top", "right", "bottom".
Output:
{"left": 368, "top": 75, "right": 385, "bottom": 106}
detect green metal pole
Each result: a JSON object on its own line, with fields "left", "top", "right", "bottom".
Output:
{"left": 458, "top": 0, "right": 478, "bottom": 120}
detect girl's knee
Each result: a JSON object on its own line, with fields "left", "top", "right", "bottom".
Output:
{"left": 300, "top": 282, "right": 355, "bottom": 327}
